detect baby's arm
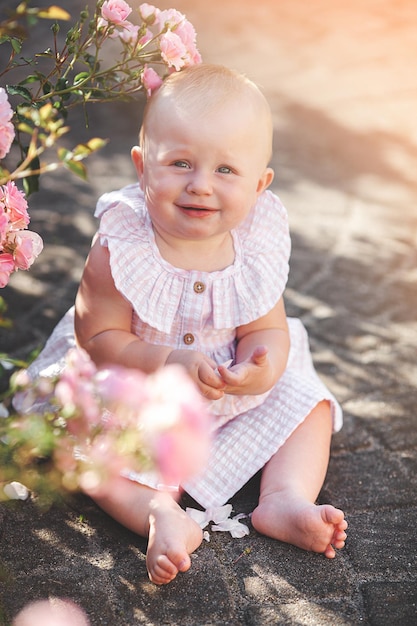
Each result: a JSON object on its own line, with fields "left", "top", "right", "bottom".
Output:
{"left": 75, "top": 238, "right": 171, "bottom": 371}
{"left": 74, "top": 239, "right": 225, "bottom": 399}
{"left": 217, "top": 297, "right": 290, "bottom": 396}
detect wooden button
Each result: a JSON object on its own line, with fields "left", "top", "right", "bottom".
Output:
{"left": 193, "top": 281, "right": 205, "bottom": 294}
{"left": 183, "top": 333, "right": 195, "bottom": 345}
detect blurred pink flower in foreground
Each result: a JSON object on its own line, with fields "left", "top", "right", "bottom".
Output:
{"left": 12, "top": 598, "right": 90, "bottom": 626}
{"left": 140, "top": 365, "right": 211, "bottom": 486}
{"left": 14, "top": 349, "right": 211, "bottom": 496}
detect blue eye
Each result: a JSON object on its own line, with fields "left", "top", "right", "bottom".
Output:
{"left": 173, "top": 160, "right": 190, "bottom": 168}
{"left": 217, "top": 166, "right": 232, "bottom": 174}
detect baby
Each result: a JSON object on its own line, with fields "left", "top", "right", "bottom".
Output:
{"left": 24, "top": 64, "right": 347, "bottom": 584}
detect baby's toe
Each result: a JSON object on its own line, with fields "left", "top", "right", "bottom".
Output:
{"left": 148, "top": 555, "right": 178, "bottom": 585}
{"left": 324, "top": 543, "right": 336, "bottom": 559}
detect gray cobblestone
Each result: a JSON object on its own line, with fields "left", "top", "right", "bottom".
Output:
{"left": 1, "top": 0, "right": 416, "bottom": 623}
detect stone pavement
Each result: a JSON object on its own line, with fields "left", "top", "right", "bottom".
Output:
{"left": 1, "top": 0, "right": 417, "bottom": 623}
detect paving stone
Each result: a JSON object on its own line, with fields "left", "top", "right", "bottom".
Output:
{"left": 362, "top": 581, "right": 417, "bottom": 626}
{"left": 244, "top": 599, "right": 363, "bottom": 626}
{"left": 345, "top": 508, "right": 417, "bottom": 578}
{"left": 1, "top": 0, "right": 417, "bottom": 624}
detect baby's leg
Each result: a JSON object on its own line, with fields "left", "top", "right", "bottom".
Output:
{"left": 88, "top": 477, "right": 203, "bottom": 584}
{"left": 251, "top": 401, "right": 347, "bottom": 558}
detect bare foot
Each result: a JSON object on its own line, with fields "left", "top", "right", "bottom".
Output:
{"left": 251, "top": 493, "right": 347, "bottom": 558}
{"left": 147, "top": 493, "right": 203, "bottom": 584}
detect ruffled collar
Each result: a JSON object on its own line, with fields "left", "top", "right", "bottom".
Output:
{"left": 95, "top": 184, "right": 290, "bottom": 333}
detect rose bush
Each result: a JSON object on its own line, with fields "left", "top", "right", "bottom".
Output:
{"left": 0, "top": 1, "right": 209, "bottom": 501}
{"left": 0, "top": 0, "right": 201, "bottom": 286}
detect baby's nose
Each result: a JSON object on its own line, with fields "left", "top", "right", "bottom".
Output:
{"left": 186, "top": 171, "right": 212, "bottom": 195}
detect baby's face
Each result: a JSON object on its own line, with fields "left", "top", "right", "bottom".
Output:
{"left": 133, "top": 97, "right": 274, "bottom": 247}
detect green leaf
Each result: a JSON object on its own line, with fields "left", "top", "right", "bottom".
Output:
{"left": 64, "top": 159, "right": 87, "bottom": 180}
{"left": 10, "top": 38, "right": 23, "bottom": 54}
{"left": 35, "top": 48, "right": 54, "bottom": 58}
{"left": 6, "top": 85, "right": 32, "bottom": 102}
{"left": 42, "top": 81, "right": 52, "bottom": 95}
{"left": 86, "top": 137, "right": 108, "bottom": 152}
{"left": 16, "top": 122, "right": 34, "bottom": 134}
{"left": 22, "top": 156, "right": 40, "bottom": 196}
{"left": 19, "top": 73, "right": 42, "bottom": 85}
{"left": 36, "top": 6, "right": 71, "bottom": 21}
{"left": 73, "top": 71, "right": 90, "bottom": 86}
{"left": 57, "top": 147, "right": 72, "bottom": 161}
{"left": 72, "top": 139, "right": 107, "bottom": 159}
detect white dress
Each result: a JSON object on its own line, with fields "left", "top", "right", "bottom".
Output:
{"left": 20, "top": 184, "right": 342, "bottom": 508}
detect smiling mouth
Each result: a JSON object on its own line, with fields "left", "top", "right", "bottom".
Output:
{"left": 178, "top": 204, "right": 217, "bottom": 216}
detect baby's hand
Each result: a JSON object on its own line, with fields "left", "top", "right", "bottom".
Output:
{"left": 217, "top": 346, "right": 273, "bottom": 395}
{"left": 166, "top": 349, "right": 225, "bottom": 400}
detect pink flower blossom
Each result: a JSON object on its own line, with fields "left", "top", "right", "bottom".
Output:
{"left": 139, "top": 29, "right": 153, "bottom": 46}
{"left": 117, "top": 21, "right": 140, "bottom": 44}
{"left": 0, "top": 87, "right": 15, "bottom": 159}
{"left": 1, "top": 181, "right": 30, "bottom": 229}
{"left": 101, "top": 0, "right": 132, "bottom": 25}
{"left": 8, "top": 230, "right": 43, "bottom": 270}
{"left": 159, "top": 31, "right": 188, "bottom": 71}
{"left": 141, "top": 365, "right": 211, "bottom": 484}
{"left": 55, "top": 348, "right": 100, "bottom": 432}
{"left": 66, "top": 347, "right": 97, "bottom": 379}
{"left": 175, "top": 20, "right": 202, "bottom": 65}
{"left": 0, "top": 253, "right": 14, "bottom": 287}
{"left": 139, "top": 3, "right": 160, "bottom": 24}
{"left": 175, "top": 20, "right": 196, "bottom": 49}
{"left": 157, "top": 8, "right": 185, "bottom": 30}
{"left": 142, "top": 66, "right": 163, "bottom": 96}
{"left": 154, "top": 420, "right": 209, "bottom": 486}
{"left": 0, "top": 206, "right": 9, "bottom": 242}
{"left": 96, "top": 366, "right": 148, "bottom": 414}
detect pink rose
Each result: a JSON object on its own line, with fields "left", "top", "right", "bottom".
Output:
{"left": 1, "top": 181, "right": 30, "bottom": 229}
{"left": 139, "top": 29, "right": 153, "bottom": 46}
{"left": 65, "top": 347, "right": 97, "bottom": 379}
{"left": 0, "top": 253, "right": 15, "bottom": 288}
{"left": 0, "top": 88, "right": 13, "bottom": 125}
{"left": 96, "top": 366, "right": 148, "bottom": 416}
{"left": 157, "top": 8, "right": 185, "bottom": 30}
{"left": 142, "top": 66, "right": 163, "bottom": 96}
{"left": 174, "top": 20, "right": 196, "bottom": 49}
{"left": 101, "top": 0, "right": 132, "bottom": 25}
{"left": 159, "top": 31, "right": 187, "bottom": 71}
{"left": 139, "top": 3, "right": 160, "bottom": 24}
{"left": 0, "top": 206, "right": 9, "bottom": 243}
{"left": 141, "top": 365, "right": 211, "bottom": 483}
{"left": 0, "top": 87, "right": 15, "bottom": 159}
{"left": 154, "top": 421, "right": 210, "bottom": 486}
{"left": 117, "top": 22, "right": 140, "bottom": 44}
{"left": 175, "top": 20, "right": 202, "bottom": 66}
{"left": 9, "top": 230, "right": 43, "bottom": 270}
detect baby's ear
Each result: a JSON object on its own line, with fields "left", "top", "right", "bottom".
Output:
{"left": 131, "top": 146, "right": 144, "bottom": 187}
{"left": 256, "top": 167, "right": 274, "bottom": 195}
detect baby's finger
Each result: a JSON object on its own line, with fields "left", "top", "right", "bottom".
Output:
{"left": 214, "top": 358, "right": 233, "bottom": 376}
{"left": 251, "top": 345, "right": 268, "bottom": 364}
{"left": 199, "top": 361, "right": 226, "bottom": 389}
{"left": 200, "top": 384, "right": 225, "bottom": 401}
{"left": 217, "top": 363, "right": 244, "bottom": 385}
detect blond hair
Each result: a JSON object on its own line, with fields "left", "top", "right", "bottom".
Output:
{"left": 140, "top": 64, "right": 272, "bottom": 157}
